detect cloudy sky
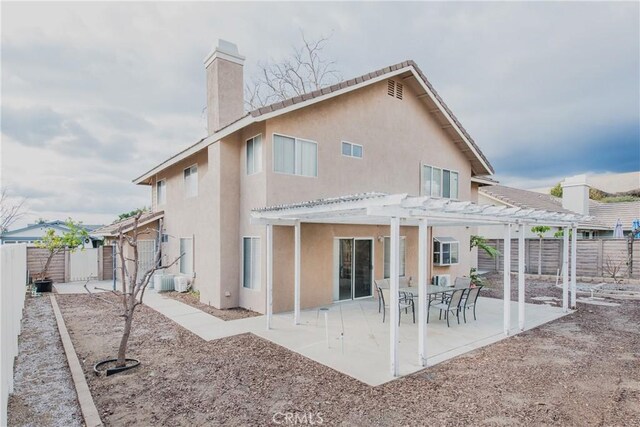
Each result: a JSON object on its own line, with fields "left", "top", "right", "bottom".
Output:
{"left": 2, "top": 1, "right": 639, "bottom": 227}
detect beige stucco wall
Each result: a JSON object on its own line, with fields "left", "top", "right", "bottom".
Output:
{"left": 147, "top": 76, "right": 485, "bottom": 313}
{"left": 257, "top": 78, "right": 474, "bottom": 313}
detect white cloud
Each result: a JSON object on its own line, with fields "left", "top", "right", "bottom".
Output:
{"left": 1, "top": 2, "right": 638, "bottom": 227}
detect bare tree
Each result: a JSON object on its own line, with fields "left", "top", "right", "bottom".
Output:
{"left": 245, "top": 32, "right": 342, "bottom": 110}
{"left": 0, "top": 188, "right": 26, "bottom": 232}
{"left": 602, "top": 254, "right": 627, "bottom": 283}
{"left": 113, "top": 213, "right": 181, "bottom": 368}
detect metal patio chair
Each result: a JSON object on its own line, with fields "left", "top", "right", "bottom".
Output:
{"left": 461, "top": 285, "right": 483, "bottom": 322}
{"left": 428, "top": 288, "right": 465, "bottom": 327}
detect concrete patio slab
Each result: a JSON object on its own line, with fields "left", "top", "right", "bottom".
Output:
{"left": 53, "top": 280, "right": 570, "bottom": 386}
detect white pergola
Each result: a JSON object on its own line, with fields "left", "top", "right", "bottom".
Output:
{"left": 251, "top": 193, "right": 585, "bottom": 377}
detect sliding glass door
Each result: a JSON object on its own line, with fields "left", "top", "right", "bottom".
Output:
{"left": 336, "top": 238, "right": 373, "bottom": 301}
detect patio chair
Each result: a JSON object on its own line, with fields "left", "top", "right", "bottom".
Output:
{"left": 375, "top": 281, "right": 415, "bottom": 325}
{"left": 461, "top": 285, "right": 483, "bottom": 322}
{"left": 441, "top": 277, "right": 472, "bottom": 303}
{"left": 374, "top": 279, "right": 389, "bottom": 314}
{"left": 428, "top": 288, "right": 465, "bottom": 327}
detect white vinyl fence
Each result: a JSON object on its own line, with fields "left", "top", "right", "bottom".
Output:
{"left": 1, "top": 244, "right": 28, "bottom": 426}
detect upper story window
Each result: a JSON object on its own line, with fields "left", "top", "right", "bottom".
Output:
{"left": 184, "top": 165, "right": 198, "bottom": 198}
{"left": 156, "top": 179, "right": 166, "bottom": 206}
{"left": 273, "top": 134, "right": 317, "bottom": 177}
{"left": 422, "top": 164, "right": 458, "bottom": 199}
{"left": 246, "top": 135, "right": 262, "bottom": 175}
{"left": 341, "top": 141, "right": 363, "bottom": 159}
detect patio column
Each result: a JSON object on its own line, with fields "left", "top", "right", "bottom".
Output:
{"left": 518, "top": 223, "right": 525, "bottom": 331}
{"left": 294, "top": 221, "right": 301, "bottom": 325}
{"left": 562, "top": 227, "right": 569, "bottom": 313}
{"left": 503, "top": 224, "right": 511, "bottom": 336}
{"left": 266, "top": 224, "right": 273, "bottom": 330}
{"left": 418, "top": 218, "right": 428, "bottom": 367}
{"left": 390, "top": 216, "right": 400, "bottom": 377}
{"left": 571, "top": 226, "right": 577, "bottom": 309}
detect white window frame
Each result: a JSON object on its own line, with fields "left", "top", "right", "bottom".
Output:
{"left": 383, "top": 236, "right": 406, "bottom": 278}
{"left": 341, "top": 141, "right": 363, "bottom": 159}
{"left": 179, "top": 237, "right": 194, "bottom": 276}
{"left": 183, "top": 164, "right": 198, "bottom": 198}
{"left": 421, "top": 164, "right": 459, "bottom": 200}
{"left": 156, "top": 179, "right": 166, "bottom": 206}
{"left": 433, "top": 237, "right": 459, "bottom": 266}
{"left": 242, "top": 236, "right": 261, "bottom": 290}
{"left": 272, "top": 133, "right": 318, "bottom": 177}
{"left": 246, "top": 134, "right": 263, "bottom": 175}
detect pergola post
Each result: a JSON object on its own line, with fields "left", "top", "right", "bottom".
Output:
{"left": 503, "top": 224, "right": 511, "bottom": 336}
{"left": 390, "top": 216, "right": 400, "bottom": 377}
{"left": 266, "top": 224, "right": 273, "bottom": 330}
{"left": 518, "top": 223, "right": 525, "bottom": 331}
{"left": 418, "top": 218, "right": 428, "bottom": 367}
{"left": 571, "top": 226, "right": 577, "bottom": 309}
{"left": 294, "top": 221, "right": 301, "bottom": 325}
{"left": 562, "top": 227, "right": 569, "bottom": 313}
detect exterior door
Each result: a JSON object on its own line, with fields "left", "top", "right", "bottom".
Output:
{"left": 336, "top": 238, "right": 373, "bottom": 301}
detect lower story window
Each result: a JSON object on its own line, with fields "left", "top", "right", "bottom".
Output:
{"left": 243, "top": 237, "right": 261, "bottom": 289}
{"left": 383, "top": 236, "right": 406, "bottom": 278}
{"left": 433, "top": 237, "right": 459, "bottom": 266}
{"left": 179, "top": 237, "right": 193, "bottom": 275}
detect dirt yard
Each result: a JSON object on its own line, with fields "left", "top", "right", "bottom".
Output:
{"left": 7, "top": 295, "right": 82, "bottom": 427}
{"left": 163, "top": 290, "right": 260, "bottom": 321}
{"left": 55, "top": 276, "right": 639, "bottom": 426}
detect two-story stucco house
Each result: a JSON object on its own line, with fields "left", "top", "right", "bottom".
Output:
{"left": 132, "top": 40, "right": 495, "bottom": 314}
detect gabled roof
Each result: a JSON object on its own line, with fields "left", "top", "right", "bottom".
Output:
{"left": 92, "top": 211, "right": 164, "bottom": 237}
{"left": 478, "top": 185, "right": 640, "bottom": 230}
{"left": 134, "top": 60, "right": 494, "bottom": 184}
{"left": 1, "top": 221, "right": 103, "bottom": 238}
{"left": 589, "top": 201, "right": 640, "bottom": 230}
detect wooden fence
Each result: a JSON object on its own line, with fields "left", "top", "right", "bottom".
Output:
{"left": 26, "top": 246, "right": 113, "bottom": 283}
{"left": 478, "top": 238, "right": 640, "bottom": 278}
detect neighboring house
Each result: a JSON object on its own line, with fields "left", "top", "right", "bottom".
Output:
{"left": 131, "top": 39, "right": 501, "bottom": 314}
{"left": 0, "top": 220, "right": 103, "bottom": 247}
{"left": 530, "top": 171, "right": 640, "bottom": 195}
{"left": 92, "top": 211, "right": 165, "bottom": 275}
{"left": 477, "top": 175, "right": 640, "bottom": 239}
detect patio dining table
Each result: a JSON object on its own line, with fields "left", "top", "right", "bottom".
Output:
{"left": 398, "top": 284, "right": 470, "bottom": 296}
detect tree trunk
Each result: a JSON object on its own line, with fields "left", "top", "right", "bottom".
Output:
{"left": 116, "top": 306, "right": 135, "bottom": 367}
{"left": 538, "top": 238, "right": 542, "bottom": 275}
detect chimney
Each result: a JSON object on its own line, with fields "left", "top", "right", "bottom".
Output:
{"left": 561, "top": 174, "right": 590, "bottom": 215}
{"left": 204, "top": 40, "right": 245, "bottom": 134}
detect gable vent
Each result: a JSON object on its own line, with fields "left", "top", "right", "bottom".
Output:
{"left": 387, "top": 80, "right": 403, "bottom": 100}
{"left": 387, "top": 80, "right": 395, "bottom": 96}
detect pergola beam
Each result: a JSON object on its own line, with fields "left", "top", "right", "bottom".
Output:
{"left": 503, "top": 224, "right": 512, "bottom": 335}
{"left": 294, "top": 221, "right": 301, "bottom": 325}
{"left": 518, "top": 223, "right": 525, "bottom": 331}
{"left": 571, "top": 226, "right": 577, "bottom": 309}
{"left": 266, "top": 224, "right": 273, "bottom": 330}
{"left": 418, "top": 218, "right": 428, "bottom": 367}
{"left": 389, "top": 217, "right": 400, "bottom": 377}
{"left": 563, "top": 227, "right": 569, "bottom": 313}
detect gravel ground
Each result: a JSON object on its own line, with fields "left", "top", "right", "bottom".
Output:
{"left": 56, "top": 279, "right": 640, "bottom": 426}
{"left": 7, "top": 295, "right": 83, "bottom": 427}
{"left": 163, "top": 291, "right": 260, "bottom": 321}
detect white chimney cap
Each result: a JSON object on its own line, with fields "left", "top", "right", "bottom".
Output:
{"left": 204, "top": 39, "right": 245, "bottom": 68}
{"left": 561, "top": 174, "right": 588, "bottom": 188}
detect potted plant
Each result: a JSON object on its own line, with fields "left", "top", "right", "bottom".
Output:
{"left": 33, "top": 219, "right": 88, "bottom": 292}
